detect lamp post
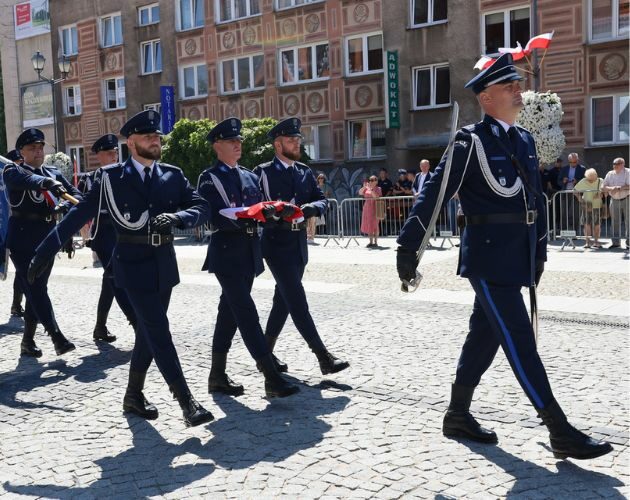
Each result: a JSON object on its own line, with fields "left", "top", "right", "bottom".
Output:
{"left": 31, "top": 50, "right": 71, "bottom": 152}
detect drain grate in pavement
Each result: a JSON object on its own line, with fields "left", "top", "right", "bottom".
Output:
{"left": 540, "top": 314, "right": 629, "bottom": 329}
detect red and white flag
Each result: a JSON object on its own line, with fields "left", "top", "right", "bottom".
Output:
{"left": 525, "top": 32, "right": 554, "bottom": 53}
{"left": 498, "top": 42, "right": 526, "bottom": 61}
{"left": 42, "top": 190, "right": 59, "bottom": 209}
{"left": 474, "top": 56, "right": 496, "bottom": 71}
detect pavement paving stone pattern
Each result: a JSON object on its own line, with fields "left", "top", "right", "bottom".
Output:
{"left": 0, "top": 237, "right": 628, "bottom": 499}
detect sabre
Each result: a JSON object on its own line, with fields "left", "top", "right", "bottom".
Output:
{"left": 402, "top": 101, "right": 460, "bottom": 293}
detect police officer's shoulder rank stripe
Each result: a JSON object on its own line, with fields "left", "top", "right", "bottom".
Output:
{"left": 256, "top": 161, "right": 273, "bottom": 169}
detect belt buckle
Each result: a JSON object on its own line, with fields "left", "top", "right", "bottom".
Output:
{"left": 44, "top": 214, "right": 53, "bottom": 222}
{"left": 151, "top": 233, "right": 162, "bottom": 246}
{"left": 290, "top": 220, "right": 300, "bottom": 231}
{"left": 526, "top": 210, "right": 536, "bottom": 225}
{"left": 246, "top": 226, "right": 254, "bottom": 235}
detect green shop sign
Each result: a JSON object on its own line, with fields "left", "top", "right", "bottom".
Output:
{"left": 386, "top": 51, "right": 400, "bottom": 129}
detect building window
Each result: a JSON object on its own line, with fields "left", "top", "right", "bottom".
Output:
{"left": 63, "top": 86, "right": 81, "bottom": 116}
{"left": 138, "top": 3, "right": 160, "bottom": 25}
{"left": 590, "top": 0, "right": 629, "bottom": 41}
{"left": 276, "top": 0, "right": 324, "bottom": 9}
{"left": 141, "top": 40, "right": 162, "bottom": 74}
{"left": 483, "top": 7, "right": 530, "bottom": 55}
{"left": 101, "top": 13, "right": 123, "bottom": 47}
{"left": 104, "top": 78, "right": 126, "bottom": 110}
{"left": 346, "top": 33, "right": 383, "bottom": 76}
{"left": 302, "top": 124, "right": 332, "bottom": 161}
{"left": 412, "top": 63, "right": 450, "bottom": 109}
{"left": 217, "top": 0, "right": 261, "bottom": 22}
{"left": 220, "top": 55, "right": 264, "bottom": 93}
{"left": 410, "top": 0, "right": 448, "bottom": 27}
{"left": 279, "top": 43, "right": 330, "bottom": 85}
{"left": 144, "top": 103, "right": 161, "bottom": 113}
{"left": 180, "top": 64, "right": 208, "bottom": 98}
{"left": 349, "top": 119, "right": 386, "bottom": 159}
{"left": 591, "top": 95, "right": 629, "bottom": 144}
{"left": 60, "top": 25, "right": 78, "bottom": 56}
{"left": 67, "top": 146, "right": 86, "bottom": 173}
{"left": 178, "top": 0, "right": 204, "bottom": 30}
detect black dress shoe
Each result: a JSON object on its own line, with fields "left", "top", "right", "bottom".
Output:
{"left": 49, "top": 330, "right": 75, "bottom": 355}
{"left": 208, "top": 372, "right": 245, "bottom": 396}
{"left": 93, "top": 325, "right": 117, "bottom": 343}
{"left": 258, "top": 354, "right": 300, "bottom": 398}
{"left": 20, "top": 340, "right": 43, "bottom": 358}
{"left": 443, "top": 410, "right": 498, "bottom": 443}
{"left": 170, "top": 377, "right": 214, "bottom": 427}
{"left": 256, "top": 354, "right": 288, "bottom": 373}
{"left": 123, "top": 392, "right": 159, "bottom": 420}
{"left": 315, "top": 350, "right": 350, "bottom": 375}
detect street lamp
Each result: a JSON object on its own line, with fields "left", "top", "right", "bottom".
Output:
{"left": 31, "top": 51, "right": 71, "bottom": 151}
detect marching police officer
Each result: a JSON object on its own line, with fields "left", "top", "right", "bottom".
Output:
{"left": 3, "top": 129, "right": 79, "bottom": 357}
{"left": 28, "top": 111, "right": 214, "bottom": 427}
{"left": 396, "top": 54, "right": 612, "bottom": 460}
{"left": 253, "top": 118, "right": 349, "bottom": 375}
{"left": 198, "top": 117, "right": 299, "bottom": 399}
{"left": 79, "top": 134, "right": 137, "bottom": 343}
{"left": 5, "top": 150, "right": 26, "bottom": 318}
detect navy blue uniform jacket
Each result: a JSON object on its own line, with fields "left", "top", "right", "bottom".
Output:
{"left": 253, "top": 157, "right": 327, "bottom": 266}
{"left": 397, "top": 115, "right": 547, "bottom": 287}
{"left": 35, "top": 159, "right": 208, "bottom": 292}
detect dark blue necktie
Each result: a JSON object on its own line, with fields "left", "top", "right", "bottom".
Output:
{"left": 508, "top": 127, "right": 519, "bottom": 154}
{"left": 143, "top": 166, "right": 151, "bottom": 191}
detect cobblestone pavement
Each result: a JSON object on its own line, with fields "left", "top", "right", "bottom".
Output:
{"left": 0, "top": 237, "right": 628, "bottom": 499}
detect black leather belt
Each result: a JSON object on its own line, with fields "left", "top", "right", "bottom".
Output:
{"left": 117, "top": 233, "right": 174, "bottom": 246}
{"left": 465, "top": 210, "right": 537, "bottom": 226}
{"left": 11, "top": 210, "right": 55, "bottom": 223}
{"left": 264, "top": 220, "right": 306, "bottom": 231}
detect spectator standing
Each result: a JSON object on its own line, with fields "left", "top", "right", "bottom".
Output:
{"left": 358, "top": 176, "right": 382, "bottom": 247}
{"left": 602, "top": 157, "right": 630, "bottom": 250}
{"left": 377, "top": 168, "right": 393, "bottom": 197}
{"left": 574, "top": 168, "right": 604, "bottom": 248}
{"left": 413, "top": 160, "right": 432, "bottom": 200}
{"left": 558, "top": 153, "right": 586, "bottom": 234}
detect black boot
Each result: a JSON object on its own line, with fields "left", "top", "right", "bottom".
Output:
{"left": 93, "top": 324, "right": 117, "bottom": 343}
{"left": 123, "top": 370, "right": 158, "bottom": 420}
{"left": 20, "top": 316, "right": 42, "bottom": 358}
{"left": 256, "top": 336, "right": 288, "bottom": 373}
{"left": 442, "top": 384, "right": 498, "bottom": 443}
{"left": 48, "top": 326, "right": 75, "bottom": 355}
{"left": 258, "top": 354, "right": 300, "bottom": 398}
{"left": 538, "top": 399, "right": 613, "bottom": 460}
{"left": 314, "top": 349, "right": 350, "bottom": 375}
{"left": 170, "top": 377, "right": 214, "bottom": 427}
{"left": 11, "top": 304, "right": 25, "bottom": 318}
{"left": 208, "top": 352, "right": 244, "bottom": 396}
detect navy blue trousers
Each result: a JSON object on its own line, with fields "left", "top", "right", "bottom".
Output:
{"left": 264, "top": 261, "right": 326, "bottom": 352}
{"left": 126, "top": 288, "right": 185, "bottom": 385}
{"left": 455, "top": 278, "right": 554, "bottom": 409}
{"left": 212, "top": 273, "right": 268, "bottom": 360}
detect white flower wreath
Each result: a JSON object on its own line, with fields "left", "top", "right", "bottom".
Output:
{"left": 517, "top": 90, "right": 566, "bottom": 164}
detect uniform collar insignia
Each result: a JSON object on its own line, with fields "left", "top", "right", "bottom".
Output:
{"left": 491, "top": 124, "right": 500, "bottom": 137}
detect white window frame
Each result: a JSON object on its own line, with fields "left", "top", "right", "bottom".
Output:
{"left": 302, "top": 124, "right": 333, "bottom": 161}
{"left": 412, "top": 63, "right": 450, "bottom": 110}
{"left": 590, "top": 94, "right": 629, "bottom": 145}
{"left": 348, "top": 119, "right": 387, "bottom": 160}
{"left": 275, "top": 0, "right": 325, "bottom": 11}
{"left": 60, "top": 24, "right": 78, "bottom": 56}
{"left": 215, "top": 0, "right": 261, "bottom": 23}
{"left": 588, "top": 0, "right": 629, "bottom": 42}
{"left": 219, "top": 54, "right": 265, "bottom": 94}
{"left": 345, "top": 32, "right": 384, "bottom": 77}
{"left": 103, "top": 77, "right": 126, "bottom": 110}
{"left": 138, "top": 3, "right": 160, "bottom": 26}
{"left": 141, "top": 39, "right": 162, "bottom": 75}
{"left": 409, "top": 0, "right": 448, "bottom": 28}
{"left": 63, "top": 85, "right": 82, "bottom": 116}
{"left": 100, "top": 13, "right": 123, "bottom": 48}
{"left": 481, "top": 5, "right": 531, "bottom": 56}
{"left": 144, "top": 103, "right": 161, "bottom": 113}
{"left": 177, "top": 0, "right": 205, "bottom": 31}
{"left": 278, "top": 42, "right": 330, "bottom": 86}
{"left": 67, "top": 145, "right": 86, "bottom": 173}
{"left": 179, "top": 63, "right": 209, "bottom": 99}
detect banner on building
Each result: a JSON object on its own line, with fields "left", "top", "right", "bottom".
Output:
{"left": 14, "top": 0, "right": 50, "bottom": 40}
{"left": 386, "top": 51, "right": 400, "bottom": 129}
{"left": 160, "top": 86, "right": 176, "bottom": 134}
{"left": 21, "top": 82, "right": 54, "bottom": 128}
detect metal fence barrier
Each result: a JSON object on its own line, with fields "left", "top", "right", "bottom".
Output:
{"left": 313, "top": 198, "right": 342, "bottom": 246}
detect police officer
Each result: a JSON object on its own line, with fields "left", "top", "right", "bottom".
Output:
{"left": 5, "top": 150, "right": 26, "bottom": 318}
{"left": 3, "top": 129, "right": 79, "bottom": 357}
{"left": 198, "top": 117, "right": 299, "bottom": 399}
{"left": 396, "top": 54, "right": 612, "bottom": 460}
{"left": 253, "top": 118, "right": 349, "bottom": 375}
{"left": 80, "top": 134, "right": 137, "bottom": 343}
{"left": 28, "top": 111, "right": 213, "bottom": 427}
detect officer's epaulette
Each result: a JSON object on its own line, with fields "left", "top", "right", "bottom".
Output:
{"left": 454, "top": 127, "right": 473, "bottom": 147}
{"left": 515, "top": 124, "right": 531, "bottom": 134}
{"left": 255, "top": 161, "right": 273, "bottom": 170}
{"left": 101, "top": 163, "right": 123, "bottom": 173}
{"left": 294, "top": 161, "right": 311, "bottom": 172}
{"left": 157, "top": 162, "right": 182, "bottom": 173}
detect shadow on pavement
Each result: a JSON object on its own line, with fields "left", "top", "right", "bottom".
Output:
{"left": 440, "top": 439, "right": 625, "bottom": 499}
{"left": 3, "top": 416, "right": 216, "bottom": 498}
